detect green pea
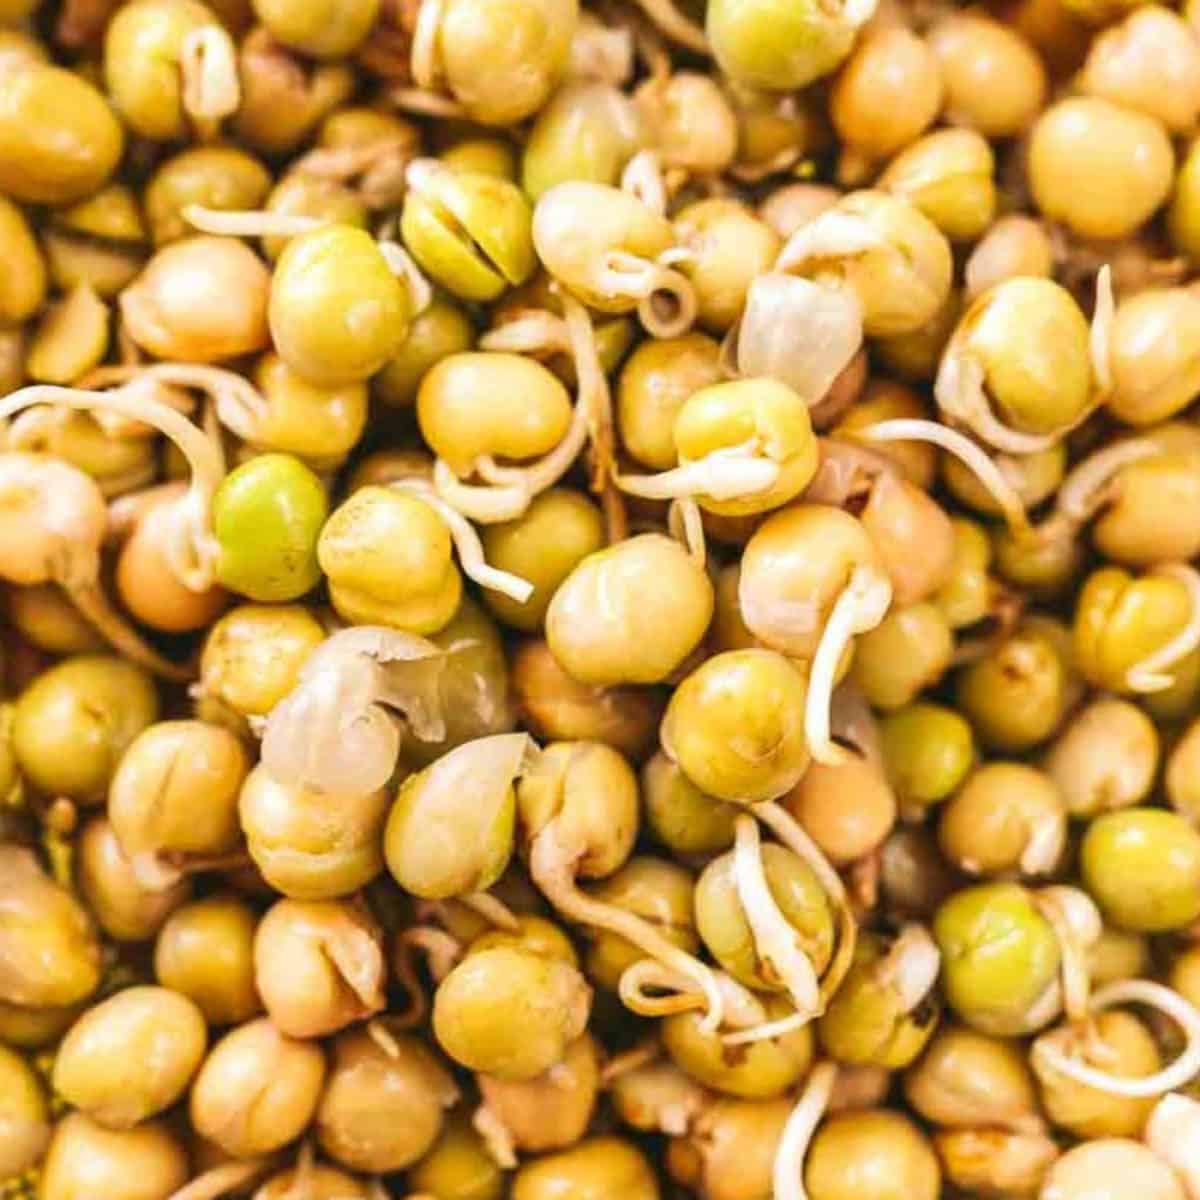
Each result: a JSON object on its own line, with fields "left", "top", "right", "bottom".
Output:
{"left": 213, "top": 454, "right": 328, "bottom": 602}
{"left": 818, "top": 933, "right": 939, "bottom": 1069}
{"left": 879, "top": 703, "right": 976, "bottom": 809}
{"left": 373, "top": 298, "right": 475, "bottom": 408}
{"left": 662, "top": 998, "right": 815, "bottom": 1098}
{"left": 707, "top": 0, "right": 863, "bottom": 90}
{"left": 933, "top": 883, "right": 1060, "bottom": 1036}
{"left": 401, "top": 162, "right": 536, "bottom": 302}
{"left": 433, "top": 945, "right": 591, "bottom": 1081}
{"left": 12, "top": 655, "right": 158, "bottom": 803}
{"left": 269, "top": 224, "right": 410, "bottom": 386}
{"left": 1081, "top": 808, "right": 1200, "bottom": 932}
{"left": 695, "top": 844, "right": 833, "bottom": 991}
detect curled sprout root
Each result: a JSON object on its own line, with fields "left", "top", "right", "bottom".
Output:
{"left": 479, "top": 310, "right": 570, "bottom": 357}
{"left": 1052, "top": 439, "right": 1159, "bottom": 529}
{"left": 732, "top": 814, "right": 822, "bottom": 1018}
{"left": 1034, "top": 979, "right": 1200, "bottom": 1099}
{"left": 179, "top": 24, "right": 241, "bottom": 134}
{"left": 616, "top": 440, "right": 781, "bottom": 502}
{"left": 261, "top": 625, "right": 454, "bottom": 796}
{"left": 935, "top": 350, "right": 1063, "bottom": 456}
{"left": 1126, "top": 564, "right": 1200, "bottom": 693}
{"left": 1035, "top": 885, "right": 1102, "bottom": 1026}
{"left": 474, "top": 1103, "right": 518, "bottom": 1170}
{"left": 754, "top": 799, "right": 858, "bottom": 1010}
{"left": 876, "top": 924, "right": 941, "bottom": 1014}
{"left": 392, "top": 925, "right": 464, "bottom": 1029}
{"left": 81, "top": 362, "right": 270, "bottom": 447}
{"left": 183, "top": 204, "right": 325, "bottom": 238}
{"left": 773, "top": 1061, "right": 839, "bottom": 1200}
{"left": 805, "top": 564, "right": 893, "bottom": 767}
{"left": 620, "top": 960, "right": 768, "bottom": 1028}
{"left": 0, "top": 384, "right": 225, "bottom": 592}
{"left": 621, "top": 149, "right": 668, "bottom": 218}
{"left": 853, "top": 418, "right": 1030, "bottom": 536}
{"left": 433, "top": 303, "right": 594, "bottom": 524}
{"left": 165, "top": 1157, "right": 278, "bottom": 1200}
{"left": 598, "top": 249, "right": 697, "bottom": 339}
{"left": 459, "top": 890, "right": 521, "bottom": 932}
{"left": 391, "top": 478, "right": 534, "bottom": 603}
{"left": 529, "top": 820, "right": 726, "bottom": 1034}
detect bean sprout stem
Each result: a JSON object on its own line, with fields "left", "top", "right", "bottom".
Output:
{"left": 754, "top": 800, "right": 858, "bottom": 1010}
{"left": 732, "top": 814, "right": 821, "bottom": 1017}
{"left": 459, "top": 890, "right": 521, "bottom": 932}
{"left": 935, "top": 350, "right": 1063, "bottom": 456}
{"left": 773, "top": 1062, "right": 839, "bottom": 1200}
{"left": 1090, "top": 265, "right": 1115, "bottom": 397}
{"left": 805, "top": 565, "right": 892, "bottom": 766}
{"left": 1054, "top": 438, "right": 1158, "bottom": 526}
{"left": 473, "top": 1104, "right": 518, "bottom": 1169}
{"left": 0, "top": 385, "right": 223, "bottom": 591}
{"left": 855, "top": 418, "right": 1029, "bottom": 535}
{"left": 392, "top": 478, "right": 534, "bottom": 602}
{"left": 668, "top": 497, "right": 706, "bottom": 567}
{"left": 617, "top": 440, "right": 780, "bottom": 501}
{"left": 598, "top": 250, "right": 697, "bottom": 339}
{"left": 530, "top": 822, "right": 726, "bottom": 1034}
{"left": 1127, "top": 565, "right": 1200, "bottom": 692}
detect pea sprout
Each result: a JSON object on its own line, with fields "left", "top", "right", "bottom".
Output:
{"left": 0, "top": 383, "right": 225, "bottom": 593}
{"left": 391, "top": 478, "right": 534, "bottom": 603}
{"left": 755, "top": 799, "right": 859, "bottom": 1010}
{"left": 0, "top": 452, "right": 187, "bottom": 681}
{"left": 937, "top": 266, "right": 1115, "bottom": 455}
{"left": 804, "top": 563, "right": 893, "bottom": 767}
{"left": 433, "top": 297, "right": 597, "bottom": 525}
{"left": 183, "top": 205, "right": 433, "bottom": 315}
{"left": 527, "top": 806, "right": 727, "bottom": 1035}
{"left": 773, "top": 1061, "right": 839, "bottom": 1200}
{"left": 392, "top": 925, "right": 465, "bottom": 1030}
{"left": 599, "top": 246, "right": 697, "bottom": 339}
{"left": 260, "top": 626, "right": 455, "bottom": 797}
{"left": 1125, "top": 564, "right": 1200, "bottom": 693}
{"left": 731, "top": 814, "right": 822, "bottom": 1019}
{"left": 1033, "top": 979, "right": 1200, "bottom": 1099}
